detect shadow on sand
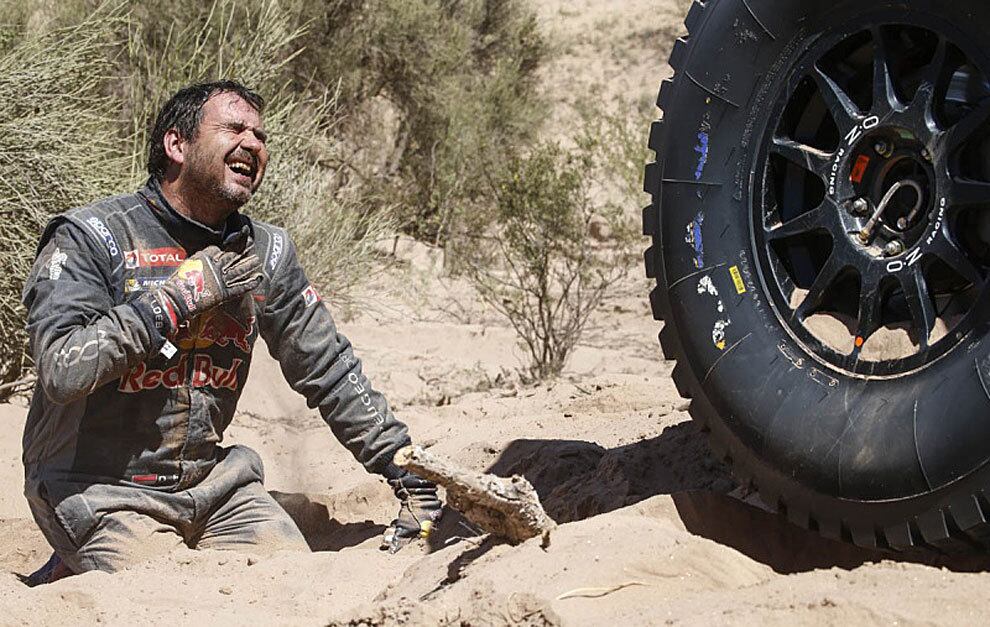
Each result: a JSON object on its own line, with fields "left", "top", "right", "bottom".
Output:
{"left": 270, "top": 491, "right": 385, "bottom": 552}
{"left": 482, "top": 422, "right": 990, "bottom": 574}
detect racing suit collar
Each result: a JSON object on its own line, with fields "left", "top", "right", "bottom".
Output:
{"left": 137, "top": 178, "right": 249, "bottom": 252}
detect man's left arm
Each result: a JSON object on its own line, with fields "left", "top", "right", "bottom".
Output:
{"left": 257, "top": 232, "right": 441, "bottom": 551}
{"left": 257, "top": 233, "right": 409, "bottom": 473}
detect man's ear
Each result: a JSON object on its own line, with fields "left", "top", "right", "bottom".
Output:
{"left": 163, "top": 128, "right": 186, "bottom": 167}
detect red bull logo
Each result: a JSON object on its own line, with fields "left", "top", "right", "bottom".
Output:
{"left": 174, "top": 309, "right": 254, "bottom": 353}
{"left": 177, "top": 259, "right": 205, "bottom": 304}
{"left": 119, "top": 354, "right": 243, "bottom": 393}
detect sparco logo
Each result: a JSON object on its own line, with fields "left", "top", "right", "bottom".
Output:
{"left": 125, "top": 247, "right": 186, "bottom": 269}
{"left": 269, "top": 233, "right": 283, "bottom": 271}
{"left": 119, "top": 354, "right": 243, "bottom": 393}
{"left": 86, "top": 217, "right": 119, "bottom": 257}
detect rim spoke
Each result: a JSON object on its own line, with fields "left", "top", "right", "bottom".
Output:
{"left": 854, "top": 279, "right": 884, "bottom": 349}
{"left": 795, "top": 255, "right": 844, "bottom": 320}
{"left": 931, "top": 237, "right": 985, "bottom": 288}
{"left": 948, "top": 177, "right": 990, "bottom": 207}
{"left": 770, "top": 136, "right": 832, "bottom": 179}
{"left": 766, "top": 204, "right": 833, "bottom": 241}
{"left": 898, "top": 270, "right": 937, "bottom": 348}
{"left": 910, "top": 36, "right": 949, "bottom": 115}
{"left": 946, "top": 98, "right": 990, "bottom": 152}
{"left": 871, "top": 27, "right": 901, "bottom": 112}
{"left": 812, "top": 66, "right": 861, "bottom": 129}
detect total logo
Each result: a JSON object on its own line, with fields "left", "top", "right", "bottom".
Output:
{"left": 119, "top": 354, "right": 242, "bottom": 393}
{"left": 124, "top": 247, "right": 186, "bottom": 269}
{"left": 174, "top": 309, "right": 255, "bottom": 353}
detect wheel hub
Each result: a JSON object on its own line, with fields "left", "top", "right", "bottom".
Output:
{"left": 848, "top": 126, "right": 935, "bottom": 253}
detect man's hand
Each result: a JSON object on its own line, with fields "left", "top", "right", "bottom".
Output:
{"left": 133, "top": 226, "right": 262, "bottom": 338}
{"left": 381, "top": 469, "right": 443, "bottom": 553}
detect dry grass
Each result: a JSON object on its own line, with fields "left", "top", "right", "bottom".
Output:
{"left": 0, "top": 3, "right": 124, "bottom": 388}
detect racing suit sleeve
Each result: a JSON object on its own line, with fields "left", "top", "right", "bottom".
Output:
{"left": 258, "top": 234, "right": 411, "bottom": 473}
{"left": 22, "top": 219, "right": 165, "bottom": 405}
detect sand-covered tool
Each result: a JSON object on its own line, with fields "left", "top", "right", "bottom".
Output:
{"left": 393, "top": 445, "right": 555, "bottom": 546}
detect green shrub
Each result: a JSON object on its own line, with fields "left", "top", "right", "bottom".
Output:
{"left": 287, "top": 0, "right": 548, "bottom": 250}
{"left": 461, "top": 129, "right": 636, "bottom": 380}
{"left": 0, "top": 5, "right": 124, "bottom": 389}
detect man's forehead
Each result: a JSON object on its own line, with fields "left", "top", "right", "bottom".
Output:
{"left": 202, "top": 92, "right": 263, "bottom": 125}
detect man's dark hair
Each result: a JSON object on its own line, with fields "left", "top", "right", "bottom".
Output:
{"left": 147, "top": 80, "right": 265, "bottom": 180}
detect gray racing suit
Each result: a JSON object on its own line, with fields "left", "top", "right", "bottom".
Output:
{"left": 21, "top": 179, "right": 410, "bottom": 569}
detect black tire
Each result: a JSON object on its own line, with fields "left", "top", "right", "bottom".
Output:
{"left": 645, "top": 0, "right": 990, "bottom": 551}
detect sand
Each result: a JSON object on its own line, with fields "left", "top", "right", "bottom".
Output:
{"left": 4, "top": 1, "right": 990, "bottom": 624}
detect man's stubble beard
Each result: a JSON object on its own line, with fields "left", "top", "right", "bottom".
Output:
{"left": 184, "top": 148, "right": 252, "bottom": 221}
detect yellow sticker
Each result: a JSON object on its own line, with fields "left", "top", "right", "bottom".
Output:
{"left": 729, "top": 265, "right": 746, "bottom": 294}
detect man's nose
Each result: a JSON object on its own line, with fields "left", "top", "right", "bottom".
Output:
{"left": 240, "top": 131, "right": 265, "bottom": 154}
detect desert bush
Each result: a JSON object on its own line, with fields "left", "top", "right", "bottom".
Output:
{"left": 0, "top": 5, "right": 124, "bottom": 389}
{"left": 461, "top": 129, "right": 636, "bottom": 380}
{"left": 286, "top": 0, "right": 548, "bottom": 250}
{"left": 576, "top": 100, "right": 656, "bottom": 205}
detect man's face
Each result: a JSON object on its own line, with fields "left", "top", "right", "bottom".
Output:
{"left": 180, "top": 92, "right": 269, "bottom": 213}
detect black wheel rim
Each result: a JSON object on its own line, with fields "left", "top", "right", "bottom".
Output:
{"left": 754, "top": 13, "right": 990, "bottom": 377}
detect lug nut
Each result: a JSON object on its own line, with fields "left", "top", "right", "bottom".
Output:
{"left": 883, "top": 240, "right": 905, "bottom": 257}
{"left": 851, "top": 198, "right": 870, "bottom": 215}
{"left": 874, "top": 140, "right": 892, "bottom": 158}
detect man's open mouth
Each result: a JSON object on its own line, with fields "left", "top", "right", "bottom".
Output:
{"left": 227, "top": 159, "right": 255, "bottom": 182}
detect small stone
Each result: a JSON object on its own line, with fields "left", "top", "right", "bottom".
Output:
{"left": 219, "top": 586, "right": 233, "bottom": 595}
{"left": 247, "top": 557, "right": 258, "bottom": 566}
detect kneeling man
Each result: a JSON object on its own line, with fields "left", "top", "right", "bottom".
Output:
{"left": 21, "top": 81, "right": 440, "bottom": 578}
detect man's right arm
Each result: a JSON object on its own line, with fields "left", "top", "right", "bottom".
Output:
{"left": 23, "top": 220, "right": 165, "bottom": 405}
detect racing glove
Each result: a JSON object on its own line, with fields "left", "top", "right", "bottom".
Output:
{"left": 131, "top": 225, "right": 263, "bottom": 339}
{"left": 380, "top": 465, "right": 443, "bottom": 553}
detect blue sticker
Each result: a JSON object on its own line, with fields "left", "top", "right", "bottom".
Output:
{"left": 694, "top": 132, "right": 709, "bottom": 181}
{"left": 685, "top": 212, "right": 704, "bottom": 269}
